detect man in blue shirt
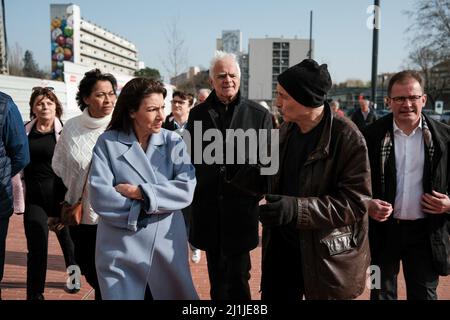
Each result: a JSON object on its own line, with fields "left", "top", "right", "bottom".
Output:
{"left": 0, "top": 91, "right": 29, "bottom": 299}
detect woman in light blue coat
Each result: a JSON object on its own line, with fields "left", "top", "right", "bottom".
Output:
{"left": 89, "top": 78, "right": 198, "bottom": 300}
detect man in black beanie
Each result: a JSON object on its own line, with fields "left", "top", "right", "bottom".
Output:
{"left": 259, "top": 59, "right": 372, "bottom": 300}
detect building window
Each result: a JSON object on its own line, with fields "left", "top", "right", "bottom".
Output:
{"left": 273, "top": 59, "right": 280, "bottom": 65}
{"left": 282, "top": 42, "right": 289, "bottom": 49}
{"left": 282, "top": 51, "right": 289, "bottom": 58}
{"left": 273, "top": 42, "right": 281, "bottom": 49}
{"left": 273, "top": 51, "right": 280, "bottom": 58}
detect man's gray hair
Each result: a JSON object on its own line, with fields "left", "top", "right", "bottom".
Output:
{"left": 198, "top": 88, "right": 211, "bottom": 95}
{"left": 330, "top": 100, "right": 340, "bottom": 108}
{"left": 209, "top": 50, "right": 241, "bottom": 79}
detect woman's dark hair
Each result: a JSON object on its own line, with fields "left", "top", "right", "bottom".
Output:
{"left": 29, "top": 87, "right": 63, "bottom": 120}
{"left": 76, "top": 68, "right": 118, "bottom": 111}
{"left": 108, "top": 77, "right": 167, "bottom": 133}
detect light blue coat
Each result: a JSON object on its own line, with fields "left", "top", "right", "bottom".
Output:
{"left": 89, "top": 128, "right": 198, "bottom": 300}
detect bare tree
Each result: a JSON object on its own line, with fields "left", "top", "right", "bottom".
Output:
{"left": 8, "top": 42, "right": 24, "bottom": 76}
{"left": 405, "top": 0, "right": 450, "bottom": 107}
{"left": 161, "top": 18, "right": 188, "bottom": 84}
{"left": 406, "top": 0, "right": 450, "bottom": 59}
{"left": 408, "top": 47, "right": 449, "bottom": 107}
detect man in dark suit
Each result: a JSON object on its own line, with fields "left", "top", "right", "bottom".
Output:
{"left": 351, "top": 96, "right": 377, "bottom": 131}
{"left": 364, "top": 70, "right": 450, "bottom": 300}
{"left": 186, "top": 51, "right": 273, "bottom": 300}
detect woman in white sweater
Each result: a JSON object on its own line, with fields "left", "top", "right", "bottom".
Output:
{"left": 52, "top": 69, "right": 117, "bottom": 300}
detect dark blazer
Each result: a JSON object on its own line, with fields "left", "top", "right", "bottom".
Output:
{"left": 351, "top": 108, "right": 377, "bottom": 131}
{"left": 162, "top": 117, "right": 177, "bottom": 132}
{"left": 364, "top": 113, "right": 450, "bottom": 276}
{"left": 186, "top": 91, "right": 273, "bottom": 255}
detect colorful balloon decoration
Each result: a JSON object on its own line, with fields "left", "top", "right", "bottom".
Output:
{"left": 51, "top": 14, "right": 74, "bottom": 80}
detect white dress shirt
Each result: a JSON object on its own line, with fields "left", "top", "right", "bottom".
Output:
{"left": 393, "top": 118, "right": 426, "bottom": 220}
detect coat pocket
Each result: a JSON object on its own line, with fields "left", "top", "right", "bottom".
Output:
{"left": 320, "top": 232, "right": 354, "bottom": 256}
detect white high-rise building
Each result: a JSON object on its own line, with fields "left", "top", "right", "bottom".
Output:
{"left": 248, "top": 38, "right": 311, "bottom": 101}
{"left": 50, "top": 4, "right": 138, "bottom": 81}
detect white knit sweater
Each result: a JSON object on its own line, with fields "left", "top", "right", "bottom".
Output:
{"left": 52, "top": 109, "right": 111, "bottom": 225}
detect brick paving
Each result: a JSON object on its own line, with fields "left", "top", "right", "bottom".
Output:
{"left": 1, "top": 213, "right": 449, "bottom": 300}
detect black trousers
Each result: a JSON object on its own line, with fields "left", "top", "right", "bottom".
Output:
{"left": 182, "top": 207, "right": 198, "bottom": 252}
{"left": 260, "top": 228, "right": 305, "bottom": 301}
{"left": 0, "top": 216, "right": 9, "bottom": 283}
{"left": 69, "top": 224, "right": 102, "bottom": 300}
{"left": 0, "top": 216, "right": 9, "bottom": 300}
{"left": 370, "top": 218, "right": 439, "bottom": 300}
{"left": 24, "top": 204, "right": 77, "bottom": 297}
{"left": 205, "top": 250, "right": 251, "bottom": 300}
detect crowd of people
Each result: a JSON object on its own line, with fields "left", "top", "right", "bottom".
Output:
{"left": 0, "top": 50, "right": 449, "bottom": 301}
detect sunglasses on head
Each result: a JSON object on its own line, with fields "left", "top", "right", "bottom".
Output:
{"left": 32, "top": 86, "right": 55, "bottom": 93}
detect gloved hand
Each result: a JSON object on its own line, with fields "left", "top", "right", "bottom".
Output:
{"left": 259, "top": 194, "right": 298, "bottom": 226}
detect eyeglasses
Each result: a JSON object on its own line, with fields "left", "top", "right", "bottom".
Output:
{"left": 171, "top": 99, "right": 188, "bottom": 105}
{"left": 389, "top": 95, "right": 423, "bottom": 104}
{"left": 32, "top": 86, "right": 55, "bottom": 92}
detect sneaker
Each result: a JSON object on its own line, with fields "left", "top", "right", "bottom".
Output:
{"left": 65, "top": 286, "right": 80, "bottom": 294}
{"left": 191, "top": 249, "right": 201, "bottom": 264}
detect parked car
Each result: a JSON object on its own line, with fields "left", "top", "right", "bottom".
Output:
{"left": 422, "top": 109, "right": 441, "bottom": 121}
{"left": 439, "top": 111, "right": 450, "bottom": 125}
{"left": 374, "top": 109, "right": 391, "bottom": 118}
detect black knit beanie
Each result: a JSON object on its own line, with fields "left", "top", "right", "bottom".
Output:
{"left": 277, "top": 59, "right": 332, "bottom": 108}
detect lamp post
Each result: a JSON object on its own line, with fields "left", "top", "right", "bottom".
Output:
{"left": 371, "top": 0, "right": 380, "bottom": 109}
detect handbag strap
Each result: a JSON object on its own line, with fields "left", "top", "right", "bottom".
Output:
{"left": 78, "top": 161, "right": 92, "bottom": 201}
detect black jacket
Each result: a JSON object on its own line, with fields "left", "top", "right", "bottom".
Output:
{"left": 364, "top": 113, "right": 450, "bottom": 276}
{"left": 351, "top": 108, "right": 377, "bottom": 131}
{"left": 186, "top": 91, "right": 273, "bottom": 254}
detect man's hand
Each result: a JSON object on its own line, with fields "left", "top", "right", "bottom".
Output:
{"left": 368, "top": 199, "right": 393, "bottom": 222}
{"left": 259, "top": 194, "right": 298, "bottom": 227}
{"left": 115, "top": 184, "right": 143, "bottom": 200}
{"left": 421, "top": 191, "right": 450, "bottom": 214}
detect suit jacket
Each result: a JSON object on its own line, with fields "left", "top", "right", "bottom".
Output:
{"left": 186, "top": 91, "right": 273, "bottom": 254}
{"left": 89, "top": 128, "right": 198, "bottom": 299}
{"left": 364, "top": 113, "right": 450, "bottom": 276}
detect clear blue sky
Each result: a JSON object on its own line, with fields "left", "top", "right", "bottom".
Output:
{"left": 5, "top": 0, "right": 417, "bottom": 83}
